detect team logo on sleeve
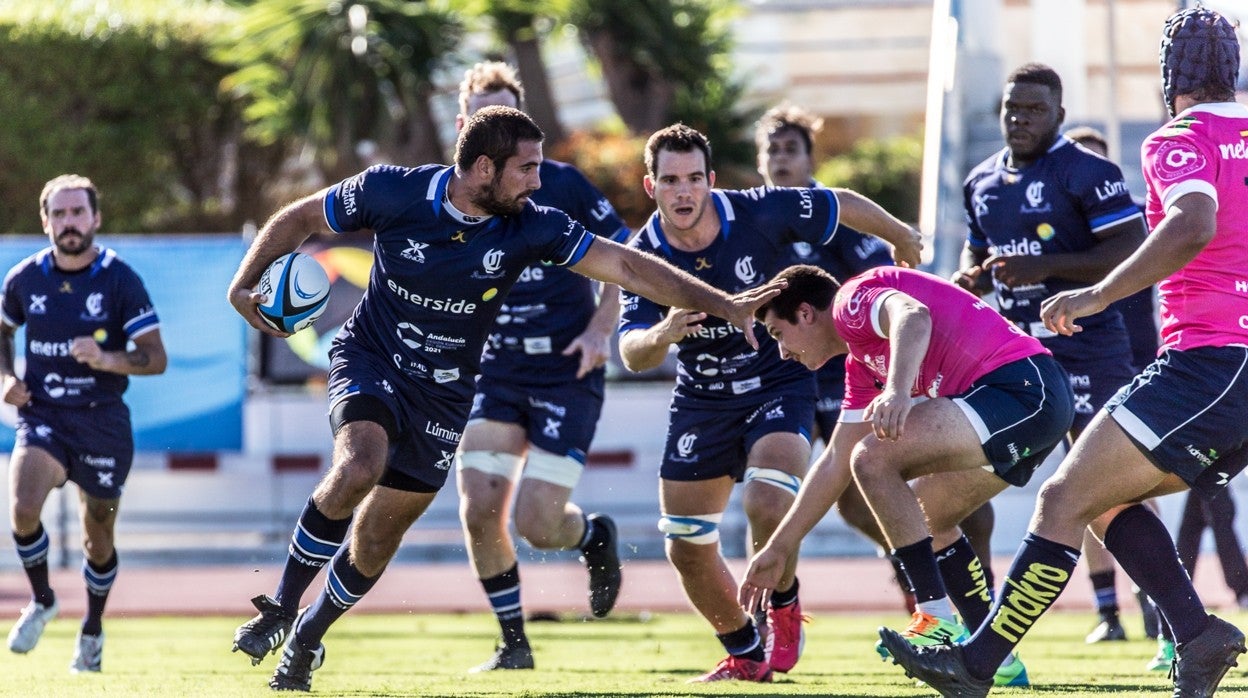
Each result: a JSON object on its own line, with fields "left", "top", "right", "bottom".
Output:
{"left": 1154, "top": 140, "right": 1205, "bottom": 181}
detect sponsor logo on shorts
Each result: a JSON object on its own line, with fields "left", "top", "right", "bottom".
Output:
{"left": 83, "top": 455, "right": 116, "bottom": 469}
{"left": 424, "top": 421, "right": 462, "bottom": 444}
{"left": 1185, "top": 445, "right": 1217, "bottom": 467}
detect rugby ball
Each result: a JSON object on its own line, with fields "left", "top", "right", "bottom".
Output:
{"left": 256, "top": 252, "right": 331, "bottom": 333}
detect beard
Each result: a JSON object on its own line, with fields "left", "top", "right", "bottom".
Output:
{"left": 54, "top": 226, "right": 95, "bottom": 256}
{"left": 473, "top": 174, "right": 532, "bottom": 217}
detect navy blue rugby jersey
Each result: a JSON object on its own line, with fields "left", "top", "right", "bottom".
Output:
{"left": 963, "top": 136, "right": 1143, "bottom": 340}
{"left": 323, "top": 164, "right": 594, "bottom": 401}
{"left": 620, "top": 186, "right": 839, "bottom": 405}
{"left": 480, "top": 159, "right": 630, "bottom": 385}
{"left": 0, "top": 247, "right": 159, "bottom": 408}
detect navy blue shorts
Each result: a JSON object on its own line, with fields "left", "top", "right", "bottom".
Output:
{"left": 661, "top": 393, "right": 814, "bottom": 482}
{"left": 1106, "top": 346, "right": 1248, "bottom": 499}
{"left": 951, "top": 354, "right": 1074, "bottom": 487}
{"left": 16, "top": 400, "right": 133, "bottom": 499}
{"left": 1051, "top": 346, "right": 1136, "bottom": 434}
{"left": 327, "top": 344, "right": 470, "bottom": 492}
{"left": 469, "top": 373, "right": 604, "bottom": 460}
{"left": 813, "top": 357, "right": 847, "bottom": 440}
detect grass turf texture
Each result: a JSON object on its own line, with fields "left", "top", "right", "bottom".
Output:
{"left": 3, "top": 610, "right": 1246, "bottom": 696}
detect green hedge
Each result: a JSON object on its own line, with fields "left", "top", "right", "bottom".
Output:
{"left": 0, "top": 2, "right": 256, "bottom": 235}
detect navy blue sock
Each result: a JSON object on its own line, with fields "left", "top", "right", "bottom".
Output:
{"left": 13, "top": 525, "right": 54, "bottom": 607}
{"left": 936, "top": 536, "right": 992, "bottom": 631}
{"left": 716, "top": 620, "right": 765, "bottom": 662}
{"left": 893, "top": 537, "right": 948, "bottom": 604}
{"left": 294, "top": 546, "right": 380, "bottom": 647}
{"left": 771, "top": 576, "right": 799, "bottom": 608}
{"left": 275, "top": 498, "right": 351, "bottom": 615}
{"left": 481, "top": 563, "right": 528, "bottom": 648}
{"left": 1089, "top": 570, "right": 1119, "bottom": 615}
{"left": 82, "top": 551, "right": 118, "bottom": 636}
{"left": 964, "top": 533, "right": 1079, "bottom": 680}
{"left": 1104, "top": 504, "right": 1209, "bottom": 644}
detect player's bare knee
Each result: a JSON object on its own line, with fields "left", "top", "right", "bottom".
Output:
{"left": 9, "top": 498, "right": 45, "bottom": 531}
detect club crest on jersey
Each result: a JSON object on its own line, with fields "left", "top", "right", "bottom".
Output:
{"left": 1155, "top": 140, "right": 1205, "bottom": 181}
{"left": 82, "top": 292, "right": 106, "bottom": 320}
{"left": 401, "top": 239, "right": 428, "bottom": 262}
{"left": 1021, "top": 181, "right": 1051, "bottom": 213}
{"left": 28, "top": 295, "right": 47, "bottom": 314}
{"left": 734, "top": 256, "right": 758, "bottom": 284}
{"left": 472, "top": 248, "right": 506, "bottom": 279}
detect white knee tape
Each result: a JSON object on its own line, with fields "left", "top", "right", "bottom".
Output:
{"left": 657, "top": 513, "right": 723, "bottom": 544}
{"left": 744, "top": 467, "right": 802, "bottom": 496}
{"left": 455, "top": 451, "right": 523, "bottom": 480}
{"left": 521, "top": 448, "right": 584, "bottom": 489}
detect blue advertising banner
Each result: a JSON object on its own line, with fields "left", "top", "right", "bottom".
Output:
{"left": 0, "top": 236, "right": 247, "bottom": 451}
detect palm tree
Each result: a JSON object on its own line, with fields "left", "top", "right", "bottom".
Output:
{"left": 567, "top": 0, "right": 738, "bottom": 135}
{"left": 472, "top": 0, "right": 568, "bottom": 145}
{"left": 218, "top": 0, "right": 462, "bottom": 179}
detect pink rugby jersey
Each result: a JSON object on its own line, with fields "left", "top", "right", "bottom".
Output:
{"left": 1142, "top": 102, "right": 1248, "bottom": 351}
{"left": 834, "top": 268, "right": 1048, "bottom": 414}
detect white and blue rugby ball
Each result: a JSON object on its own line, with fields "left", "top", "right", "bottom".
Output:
{"left": 257, "top": 252, "right": 331, "bottom": 333}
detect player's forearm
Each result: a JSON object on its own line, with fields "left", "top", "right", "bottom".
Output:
{"left": 1096, "top": 198, "right": 1214, "bottom": 305}
{"left": 832, "top": 188, "right": 918, "bottom": 249}
{"left": 884, "top": 302, "right": 930, "bottom": 395}
{"left": 586, "top": 284, "right": 622, "bottom": 338}
{"left": 229, "top": 193, "right": 327, "bottom": 295}
{"left": 618, "top": 329, "right": 670, "bottom": 372}
{"left": 765, "top": 442, "right": 853, "bottom": 556}
{"left": 95, "top": 347, "right": 167, "bottom": 376}
{"left": 1041, "top": 225, "right": 1146, "bottom": 284}
{"left": 0, "top": 329, "right": 18, "bottom": 378}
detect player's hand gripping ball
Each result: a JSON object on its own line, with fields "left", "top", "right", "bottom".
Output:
{"left": 256, "top": 252, "right": 331, "bottom": 333}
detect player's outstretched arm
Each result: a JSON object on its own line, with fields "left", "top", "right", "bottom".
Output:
{"left": 227, "top": 190, "right": 331, "bottom": 337}
{"left": 739, "top": 421, "right": 867, "bottom": 612}
{"left": 830, "top": 188, "right": 923, "bottom": 268}
{"left": 571, "top": 238, "right": 783, "bottom": 349}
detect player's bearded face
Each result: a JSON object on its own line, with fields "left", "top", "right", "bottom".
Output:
{"left": 43, "top": 189, "right": 99, "bottom": 256}
{"left": 475, "top": 142, "right": 542, "bottom": 217}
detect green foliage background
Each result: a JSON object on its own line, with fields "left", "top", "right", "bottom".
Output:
{"left": 0, "top": 2, "right": 253, "bottom": 234}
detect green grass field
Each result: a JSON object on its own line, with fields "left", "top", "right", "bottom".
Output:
{"left": 3, "top": 610, "right": 1246, "bottom": 697}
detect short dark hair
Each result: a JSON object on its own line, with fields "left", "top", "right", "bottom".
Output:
{"left": 1064, "top": 125, "right": 1107, "bottom": 154}
{"left": 755, "top": 102, "right": 823, "bottom": 155}
{"left": 40, "top": 174, "right": 98, "bottom": 216}
{"left": 1007, "top": 62, "right": 1063, "bottom": 104}
{"left": 454, "top": 105, "right": 544, "bottom": 173}
{"left": 755, "top": 265, "right": 840, "bottom": 323}
{"left": 458, "top": 61, "right": 524, "bottom": 115}
{"left": 645, "top": 123, "right": 713, "bottom": 178}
